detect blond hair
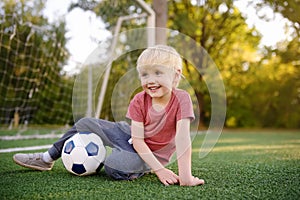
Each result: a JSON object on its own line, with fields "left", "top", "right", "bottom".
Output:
{"left": 137, "top": 45, "right": 182, "bottom": 72}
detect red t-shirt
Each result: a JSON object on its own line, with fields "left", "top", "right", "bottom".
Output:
{"left": 126, "top": 89, "right": 195, "bottom": 165}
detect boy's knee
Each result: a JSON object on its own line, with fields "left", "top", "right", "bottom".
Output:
{"left": 104, "top": 165, "right": 125, "bottom": 180}
{"left": 104, "top": 164, "right": 144, "bottom": 181}
{"left": 76, "top": 117, "right": 93, "bottom": 127}
{"left": 75, "top": 117, "right": 100, "bottom": 133}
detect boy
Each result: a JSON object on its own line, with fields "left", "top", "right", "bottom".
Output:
{"left": 13, "top": 45, "right": 205, "bottom": 186}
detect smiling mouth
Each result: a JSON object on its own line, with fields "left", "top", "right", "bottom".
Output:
{"left": 147, "top": 85, "right": 161, "bottom": 91}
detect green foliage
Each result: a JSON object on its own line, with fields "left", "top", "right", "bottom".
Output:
{"left": 70, "top": 0, "right": 145, "bottom": 31}
{"left": 255, "top": 0, "right": 300, "bottom": 28}
{"left": 3, "top": 0, "right": 297, "bottom": 127}
{"left": 168, "top": 0, "right": 261, "bottom": 128}
{"left": 0, "top": 0, "right": 73, "bottom": 125}
{"left": 69, "top": 0, "right": 300, "bottom": 128}
{"left": 225, "top": 0, "right": 300, "bottom": 128}
{"left": 100, "top": 49, "right": 144, "bottom": 120}
{"left": 167, "top": 0, "right": 300, "bottom": 128}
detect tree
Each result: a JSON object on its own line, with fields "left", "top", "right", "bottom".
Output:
{"left": 68, "top": 0, "right": 261, "bottom": 128}
{"left": 244, "top": 0, "right": 300, "bottom": 128}
{"left": 255, "top": 0, "right": 300, "bottom": 35}
{"left": 0, "top": 0, "right": 73, "bottom": 125}
{"left": 168, "top": 0, "right": 261, "bottom": 128}
{"left": 153, "top": 0, "right": 168, "bottom": 44}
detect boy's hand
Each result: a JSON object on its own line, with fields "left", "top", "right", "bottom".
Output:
{"left": 179, "top": 176, "right": 205, "bottom": 186}
{"left": 155, "top": 168, "right": 179, "bottom": 186}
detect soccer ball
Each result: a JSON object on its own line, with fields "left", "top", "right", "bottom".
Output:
{"left": 61, "top": 132, "right": 106, "bottom": 176}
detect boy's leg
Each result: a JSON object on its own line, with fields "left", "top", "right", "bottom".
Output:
{"left": 13, "top": 117, "right": 149, "bottom": 176}
{"left": 13, "top": 153, "right": 54, "bottom": 171}
{"left": 47, "top": 125, "right": 78, "bottom": 160}
{"left": 74, "top": 117, "right": 128, "bottom": 149}
{"left": 104, "top": 148, "right": 150, "bottom": 180}
{"left": 14, "top": 117, "right": 124, "bottom": 167}
{"left": 75, "top": 118, "right": 150, "bottom": 180}
{"left": 47, "top": 117, "right": 121, "bottom": 160}
{"left": 13, "top": 125, "right": 79, "bottom": 171}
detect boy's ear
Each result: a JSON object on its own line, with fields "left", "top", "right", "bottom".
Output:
{"left": 173, "top": 68, "right": 182, "bottom": 87}
{"left": 175, "top": 69, "right": 182, "bottom": 78}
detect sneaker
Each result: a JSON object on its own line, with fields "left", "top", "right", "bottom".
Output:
{"left": 13, "top": 153, "right": 54, "bottom": 171}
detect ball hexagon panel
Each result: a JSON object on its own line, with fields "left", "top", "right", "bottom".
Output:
{"left": 85, "top": 142, "right": 99, "bottom": 156}
{"left": 64, "top": 140, "right": 75, "bottom": 154}
{"left": 70, "top": 146, "right": 88, "bottom": 164}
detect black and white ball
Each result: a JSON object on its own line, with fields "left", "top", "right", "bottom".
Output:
{"left": 61, "top": 132, "right": 106, "bottom": 176}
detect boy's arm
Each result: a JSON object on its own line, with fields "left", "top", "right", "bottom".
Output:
{"left": 175, "top": 118, "right": 205, "bottom": 186}
{"left": 131, "top": 120, "right": 179, "bottom": 186}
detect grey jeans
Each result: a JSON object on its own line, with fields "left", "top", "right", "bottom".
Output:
{"left": 48, "top": 117, "right": 150, "bottom": 180}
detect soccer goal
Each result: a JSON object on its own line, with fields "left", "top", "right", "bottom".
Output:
{"left": 0, "top": 14, "right": 73, "bottom": 128}
{"left": 0, "top": 0, "right": 155, "bottom": 128}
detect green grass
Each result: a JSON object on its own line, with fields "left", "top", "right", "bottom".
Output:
{"left": 0, "top": 129, "right": 299, "bottom": 199}
{"left": 0, "top": 126, "right": 67, "bottom": 136}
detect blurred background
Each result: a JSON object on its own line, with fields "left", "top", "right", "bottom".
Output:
{"left": 0, "top": 0, "right": 299, "bottom": 129}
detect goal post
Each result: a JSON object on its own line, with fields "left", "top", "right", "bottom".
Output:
{"left": 94, "top": 0, "right": 155, "bottom": 119}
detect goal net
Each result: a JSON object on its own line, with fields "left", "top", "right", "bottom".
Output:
{"left": 0, "top": 14, "right": 73, "bottom": 128}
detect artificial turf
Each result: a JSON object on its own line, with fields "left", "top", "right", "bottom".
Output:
{"left": 0, "top": 129, "right": 299, "bottom": 199}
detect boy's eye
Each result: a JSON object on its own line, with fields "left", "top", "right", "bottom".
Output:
{"left": 141, "top": 73, "right": 148, "bottom": 78}
{"left": 155, "top": 71, "right": 163, "bottom": 76}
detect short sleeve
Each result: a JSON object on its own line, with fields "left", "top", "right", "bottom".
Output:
{"left": 126, "top": 92, "right": 145, "bottom": 122}
{"left": 175, "top": 90, "right": 195, "bottom": 121}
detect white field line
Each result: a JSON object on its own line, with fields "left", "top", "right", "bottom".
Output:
{"left": 0, "top": 145, "right": 52, "bottom": 153}
{"left": 0, "top": 133, "right": 63, "bottom": 140}
{"left": 0, "top": 133, "right": 63, "bottom": 153}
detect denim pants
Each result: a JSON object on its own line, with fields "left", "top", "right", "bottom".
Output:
{"left": 48, "top": 117, "right": 150, "bottom": 180}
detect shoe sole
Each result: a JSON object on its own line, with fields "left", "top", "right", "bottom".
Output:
{"left": 13, "top": 155, "right": 52, "bottom": 171}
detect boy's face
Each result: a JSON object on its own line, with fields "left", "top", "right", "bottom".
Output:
{"left": 138, "top": 65, "right": 177, "bottom": 99}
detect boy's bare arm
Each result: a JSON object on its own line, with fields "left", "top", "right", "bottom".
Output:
{"left": 131, "top": 120, "right": 179, "bottom": 186}
{"left": 175, "top": 119, "right": 205, "bottom": 186}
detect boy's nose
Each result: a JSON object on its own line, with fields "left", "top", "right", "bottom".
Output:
{"left": 146, "top": 75, "right": 156, "bottom": 84}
